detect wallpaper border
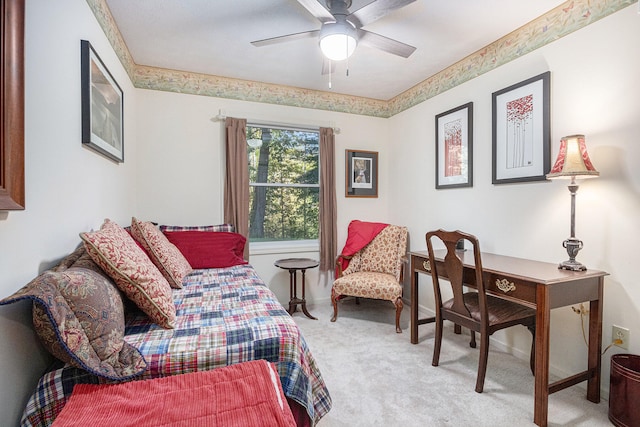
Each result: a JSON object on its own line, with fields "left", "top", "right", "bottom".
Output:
{"left": 86, "top": 0, "right": 636, "bottom": 118}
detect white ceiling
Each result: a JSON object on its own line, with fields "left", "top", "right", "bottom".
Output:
{"left": 105, "top": 0, "right": 566, "bottom": 101}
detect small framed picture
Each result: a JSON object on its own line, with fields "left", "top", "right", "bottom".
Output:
{"left": 81, "top": 40, "right": 124, "bottom": 163}
{"left": 435, "top": 102, "right": 473, "bottom": 189}
{"left": 345, "top": 150, "right": 378, "bottom": 198}
{"left": 492, "top": 72, "right": 550, "bottom": 184}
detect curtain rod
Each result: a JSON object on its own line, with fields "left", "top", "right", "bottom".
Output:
{"left": 212, "top": 110, "right": 341, "bottom": 134}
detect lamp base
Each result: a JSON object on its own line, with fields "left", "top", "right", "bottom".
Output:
{"left": 558, "top": 259, "right": 587, "bottom": 271}
{"left": 559, "top": 237, "right": 587, "bottom": 271}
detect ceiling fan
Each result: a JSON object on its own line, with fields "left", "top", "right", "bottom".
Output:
{"left": 251, "top": 0, "right": 417, "bottom": 66}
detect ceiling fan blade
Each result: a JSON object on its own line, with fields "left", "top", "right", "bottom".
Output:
{"left": 251, "top": 30, "right": 320, "bottom": 47}
{"left": 295, "top": 0, "right": 334, "bottom": 22}
{"left": 349, "top": 0, "right": 416, "bottom": 28}
{"left": 358, "top": 29, "right": 416, "bottom": 58}
{"left": 321, "top": 58, "right": 336, "bottom": 75}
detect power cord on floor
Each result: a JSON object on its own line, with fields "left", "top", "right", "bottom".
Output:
{"left": 572, "top": 303, "right": 621, "bottom": 355}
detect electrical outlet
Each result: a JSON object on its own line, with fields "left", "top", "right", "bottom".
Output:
{"left": 613, "top": 325, "right": 630, "bottom": 350}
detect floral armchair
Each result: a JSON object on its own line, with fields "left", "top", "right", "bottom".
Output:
{"left": 331, "top": 224, "right": 408, "bottom": 333}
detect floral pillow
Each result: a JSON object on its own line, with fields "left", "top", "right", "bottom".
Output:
{"left": 80, "top": 219, "right": 176, "bottom": 329}
{"left": 0, "top": 261, "right": 147, "bottom": 380}
{"left": 130, "top": 217, "right": 192, "bottom": 289}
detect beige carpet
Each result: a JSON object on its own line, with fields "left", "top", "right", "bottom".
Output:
{"left": 293, "top": 299, "right": 611, "bottom": 427}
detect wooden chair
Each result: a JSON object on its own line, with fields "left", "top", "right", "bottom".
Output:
{"left": 426, "top": 229, "right": 536, "bottom": 393}
{"left": 331, "top": 224, "right": 408, "bottom": 333}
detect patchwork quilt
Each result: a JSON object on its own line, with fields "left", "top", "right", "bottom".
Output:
{"left": 20, "top": 265, "right": 332, "bottom": 426}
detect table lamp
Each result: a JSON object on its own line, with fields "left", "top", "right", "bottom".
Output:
{"left": 547, "top": 134, "right": 599, "bottom": 271}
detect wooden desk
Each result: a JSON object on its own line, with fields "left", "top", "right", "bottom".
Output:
{"left": 410, "top": 250, "right": 608, "bottom": 427}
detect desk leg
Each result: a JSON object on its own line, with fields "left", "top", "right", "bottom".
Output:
{"left": 587, "top": 278, "right": 604, "bottom": 402}
{"left": 534, "top": 285, "right": 551, "bottom": 427}
{"left": 411, "top": 269, "right": 419, "bottom": 344}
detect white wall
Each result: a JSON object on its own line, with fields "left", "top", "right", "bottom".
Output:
{"left": 389, "top": 4, "right": 640, "bottom": 395}
{"left": 0, "top": 0, "right": 139, "bottom": 424}
{"left": 135, "top": 89, "right": 390, "bottom": 305}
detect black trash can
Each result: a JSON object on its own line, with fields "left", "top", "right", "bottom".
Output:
{"left": 609, "top": 354, "right": 640, "bottom": 427}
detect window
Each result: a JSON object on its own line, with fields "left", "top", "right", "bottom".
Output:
{"left": 247, "top": 125, "right": 319, "bottom": 243}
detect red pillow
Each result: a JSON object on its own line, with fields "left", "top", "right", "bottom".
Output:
{"left": 163, "top": 231, "right": 248, "bottom": 269}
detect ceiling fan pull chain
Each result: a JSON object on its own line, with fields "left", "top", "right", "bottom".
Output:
{"left": 329, "top": 59, "right": 332, "bottom": 89}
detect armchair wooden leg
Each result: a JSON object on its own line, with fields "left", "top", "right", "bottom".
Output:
{"left": 330, "top": 288, "right": 339, "bottom": 322}
{"left": 394, "top": 297, "right": 403, "bottom": 333}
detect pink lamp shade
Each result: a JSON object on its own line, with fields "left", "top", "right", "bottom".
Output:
{"left": 547, "top": 134, "right": 599, "bottom": 179}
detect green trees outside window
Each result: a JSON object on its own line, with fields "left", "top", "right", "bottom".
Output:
{"left": 247, "top": 125, "right": 319, "bottom": 242}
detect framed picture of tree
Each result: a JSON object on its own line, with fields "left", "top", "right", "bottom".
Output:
{"left": 435, "top": 102, "right": 473, "bottom": 189}
{"left": 492, "top": 71, "right": 550, "bottom": 184}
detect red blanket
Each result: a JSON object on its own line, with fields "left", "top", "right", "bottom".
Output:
{"left": 336, "top": 220, "right": 388, "bottom": 277}
{"left": 52, "top": 360, "right": 296, "bottom": 427}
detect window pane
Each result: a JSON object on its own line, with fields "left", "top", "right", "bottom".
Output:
{"left": 247, "top": 127, "right": 319, "bottom": 185}
{"left": 247, "top": 125, "right": 320, "bottom": 243}
{"left": 249, "top": 186, "right": 319, "bottom": 242}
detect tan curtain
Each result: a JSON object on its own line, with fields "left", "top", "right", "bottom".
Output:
{"left": 224, "top": 117, "right": 250, "bottom": 260}
{"left": 319, "top": 127, "right": 337, "bottom": 272}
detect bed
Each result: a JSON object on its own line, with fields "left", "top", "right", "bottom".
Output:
{"left": 2, "top": 220, "right": 331, "bottom": 426}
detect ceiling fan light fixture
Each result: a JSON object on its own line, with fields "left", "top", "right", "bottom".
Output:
{"left": 319, "top": 20, "right": 357, "bottom": 61}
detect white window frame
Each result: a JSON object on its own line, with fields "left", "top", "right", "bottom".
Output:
{"left": 247, "top": 123, "right": 320, "bottom": 251}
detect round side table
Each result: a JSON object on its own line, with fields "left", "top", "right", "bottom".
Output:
{"left": 274, "top": 258, "right": 319, "bottom": 320}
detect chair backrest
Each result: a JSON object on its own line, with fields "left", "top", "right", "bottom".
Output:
{"left": 343, "top": 225, "right": 408, "bottom": 281}
{"left": 425, "top": 229, "right": 487, "bottom": 322}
